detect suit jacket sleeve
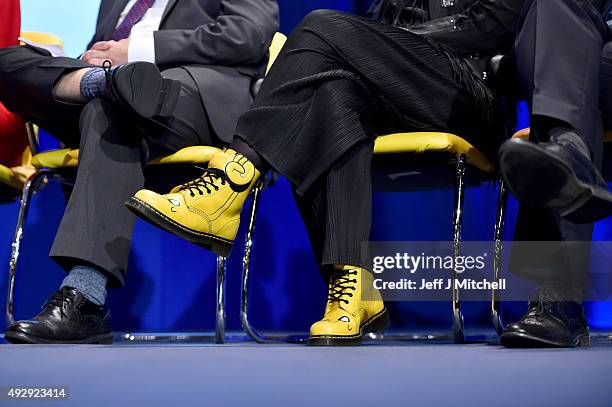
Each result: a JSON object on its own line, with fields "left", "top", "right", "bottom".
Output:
{"left": 154, "top": 0, "right": 279, "bottom": 67}
{"left": 408, "top": 0, "right": 525, "bottom": 57}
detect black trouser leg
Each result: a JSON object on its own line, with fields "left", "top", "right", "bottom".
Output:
{"left": 0, "top": 45, "right": 93, "bottom": 145}
{"left": 235, "top": 10, "right": 498, "bottom": 196}
{"left": 600, "top": 42, "right": 612, "bottom": 129}
{"left": 294, "top": 139, "right": 374, "bottom": 276}
{"left": 511, "top": 206, "right": 593, "bottom": 293}
{"left": 515, "top": 0, "right": 606, "bottom": 164}
{"left": 511, "top": 0, "right": 607, "bottom": 296}
{"left": 49, "top": 68, "right": 215, "bottom": 287}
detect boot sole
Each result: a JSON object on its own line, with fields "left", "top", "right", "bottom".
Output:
{"left": 5, "top": 331, "right": 113, "bottom": 345}
{"left": 500, "top": 331, "right": 590, "bottom": 348}
{"left": 499, "top": 139, "right": 612, "bottom": 224}
{"left": 113, "top": 62, "right": 180, "bottom": 119}
{"left": 125, "top": 196, "right": 234, "bottom": 257}
{"left": 307, "top": 308, "right": 390, "bottom": 346}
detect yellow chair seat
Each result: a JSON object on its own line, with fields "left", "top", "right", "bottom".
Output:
{"left": 31, "top": 149, "right": 79, "bottom": 169}
{"left": 31, "top": 133, "right": 492, "bottom": 172}
{"left": 19, "top": 31, "right": 63, "bottom": 48}
{"left": 374, "top": 132, "right": 493, "bottom": 172}
{"left": 0, "top": 164, "right": 32, "bottom": 190}
{"left": 147, "top": 146, "right": 222, "bottom": 165}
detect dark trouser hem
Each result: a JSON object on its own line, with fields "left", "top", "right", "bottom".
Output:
{"left": 511, "top": 205, "right": 593, "bottom": 293}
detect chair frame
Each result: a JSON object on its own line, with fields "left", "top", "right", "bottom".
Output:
{"left": 5, "top": 130, "right": 229, "bottom": 344}
{"left": 491, "top": 178, "right": 508, "bottom": 336}
{"left": 238, "top": 152, "right": 503, "bottom": 344}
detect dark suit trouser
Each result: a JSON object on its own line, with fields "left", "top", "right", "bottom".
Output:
{"left": 512, "top": 0, "right": 609, "bottom": 293}
{"left": 234, "top": 11, "right": 502, "bottom": 274}
{"left": 0, "top": 45, "right": 217, "bottom": 287}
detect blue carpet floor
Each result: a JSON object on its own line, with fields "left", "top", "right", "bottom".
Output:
{"left": 1, "top": 334, "right": 612, "bottom": 406}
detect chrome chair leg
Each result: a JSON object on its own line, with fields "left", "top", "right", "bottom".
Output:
{"left": 491, "top": 177, "right": 508, "bottom": 336}
{"left": 215, "top": 255, "right": 227, "bottom": 344}
{"left": 240, "top": 184, "right": 306, "bottom": 343}
{"left": 451, "top": 154, "right": 467, "bottom": 344}
{"left": 6, "top": 169, "right": 51, "bottom": 326}
{"left": 240, "top": 184, "right": 270, "bottom": 342}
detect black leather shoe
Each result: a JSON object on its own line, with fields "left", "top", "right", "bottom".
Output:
{"left": 103, "top": 60, "right": 180, "bottom": 119}
{"left": 5, "top": 287, "right": 112, "bottom": 344}
{"left": 500, "top": 292, "right": 589, "bottom": 348}
{"left": 498, "top": 132, "right": 612, "bottom": 224}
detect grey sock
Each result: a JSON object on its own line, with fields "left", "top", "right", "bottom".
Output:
{"left": 79, "top": 67, "right": 112, "bottom": 102}
{"left": 60, "top": 266, "right": 108, "bottom": 305}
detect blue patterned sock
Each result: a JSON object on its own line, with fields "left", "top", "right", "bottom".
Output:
{"left": 79, "top": 68, "right": 111, "bottom": 102}
{"left": 60, "top": 266, "right": 108, "bottom": 305}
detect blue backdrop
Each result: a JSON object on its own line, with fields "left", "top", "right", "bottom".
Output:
{"left": 2, "top": 0, "right": 611, "bottom": 335}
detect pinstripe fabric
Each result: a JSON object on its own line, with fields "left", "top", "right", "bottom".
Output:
{"left": 235, "top": 11, "right": 504, "bottom": 197}
{"left": 234, "top": 10, "right": 505, "bottom": 271}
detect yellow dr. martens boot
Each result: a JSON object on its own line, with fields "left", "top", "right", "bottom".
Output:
{"left": 125, "top": 149, "right": 260, "bottom": 256}
{"left": 308, "top": 265, "right": 389, "bottom": 346}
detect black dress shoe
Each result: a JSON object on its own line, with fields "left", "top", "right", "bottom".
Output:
{"left": 103, "top": 60, "right": 180, "bottom": 119}
{"left": 5, "top": 287, "right": 112, "bottom": 344}
{"left": 500, "top": 292, "right": 589, "bottom": 348}
{"left": 498, "top": 131, "right": 612, "bottom": 224}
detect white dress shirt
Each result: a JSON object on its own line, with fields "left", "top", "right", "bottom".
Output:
{"left": 116, "top": 0, "right": 170, "bottom": 63}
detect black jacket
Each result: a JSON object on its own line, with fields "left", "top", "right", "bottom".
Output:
{"left": 88, "top": 0, "right": 279, "bottom": 142}
{"left": 370, "top": 0, "right": 525, "bottom": 59}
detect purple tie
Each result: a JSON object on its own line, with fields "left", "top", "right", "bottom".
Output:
{"left": 111, "top": 0, "right": 156, "bottom": 41}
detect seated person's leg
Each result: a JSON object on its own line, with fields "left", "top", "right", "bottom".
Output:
{"left": 129, "top": 10, "right": 502, "bottom": 344}
{"left": 498, "top": 0, "right": 608, "bottom": 348}
{"left": 4, "top": 67, "right": 217, "bottom": 345}
{"left": 0, "top": 45, "right": 180, "bottom": 148}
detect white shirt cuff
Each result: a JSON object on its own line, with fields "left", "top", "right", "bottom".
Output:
{"left": 127, "top": 31, "right": 156, "bottom": 63}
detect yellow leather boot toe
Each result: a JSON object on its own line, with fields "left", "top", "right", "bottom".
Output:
{"left": 308, "top": 265, "right": 389, "bottom": 346}
{"left": 126, "top": 149, "right": 260, "bottom": 256}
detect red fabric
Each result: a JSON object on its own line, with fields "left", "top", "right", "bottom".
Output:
{"left": 0, "top": 0, "right": 27, "bottom": 168}
{"left": 0, "top": 0, "right": 21, "bottom": 47}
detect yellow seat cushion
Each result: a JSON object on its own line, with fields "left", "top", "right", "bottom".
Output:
{"left": 147, "top": 146, "right": 223, "bottom": 165}
{"left": 30, "top": 145, "right": 222, "bottom": 170}
{"left": 0, "top": 164, "right": 32, "bottom": 190}
{"left": 19, "top": 31, "right": 63, "bottom": 48}
{"left": 374, "top": 132, "right": 493, "bottom": 172}
{"left": 266, "top": 32, "right": 287, "bottom": 75}
{"left": 31, "top": 149, "right": 79, "bottom": 169}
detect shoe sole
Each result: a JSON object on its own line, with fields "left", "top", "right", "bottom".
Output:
{"left": 125, "top": 196, "right": 234, "bottom": 257}
{"left": 307, "top": 308, "right": 391, "bottom": 346}
{"left": 5, "top": 331, "right": 113, "bottom": 345}
{"left": 500, "top": 331, "right": 590, "bottom": 348}
{"left": 113, "top": 62, "right": 180, "bottom": 119}
{"left": 499, "top": 139, "right": 612, "bottom": 224}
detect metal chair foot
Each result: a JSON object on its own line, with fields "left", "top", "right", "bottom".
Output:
{"left": 215, "top": 256, "right": 227, "bottom": 344}
{"left": 491, "top": 178, "right": 508, "bottom": 336}
{"left": 6, "top": 169, "right": 49, "bottom": 326}
{"left": 452, "top": 308, "right": 465, "bottom": 344}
